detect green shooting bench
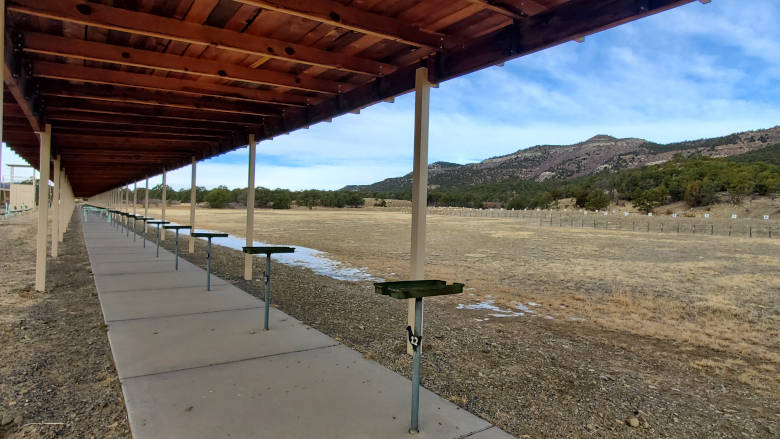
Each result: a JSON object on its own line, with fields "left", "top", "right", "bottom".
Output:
{"left": 162, "top": 225, "right": 192, "bottom": 270}
{"left": 374, "top": 280, "right": 464, "bottom": 434}
{"left": 191, "top": 232, "right": 229, "bottom": 291}
{"left": 242, "top": 246, "right": 295, "bottom": 331}
{"left": 146, "top": 220, "right": 170, "bottom": 258}
{"left": 134, "top": 217, "right": 152, "bottom": 248}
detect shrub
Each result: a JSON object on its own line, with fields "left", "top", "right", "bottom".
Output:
{"left": 584, "top": 190, "right": 609, "bottom": 211}
{"left": 204, "top": 186, "right": 232, "bottom": 208}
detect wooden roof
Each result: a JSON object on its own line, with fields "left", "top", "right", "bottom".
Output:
{"left": 2, "top": 0, "right": 694, "bottom": 196}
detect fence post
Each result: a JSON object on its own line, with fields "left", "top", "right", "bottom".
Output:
{"left": 749, "top": 225, "right": 752, "bottom": 238}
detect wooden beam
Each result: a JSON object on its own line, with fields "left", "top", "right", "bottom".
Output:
{"left": 408, "top": 67, "right": 430, "bottom": 355}
{"left": 244, "top": 133, "right": 256, "bottom": 280}
{"left": 35, "top": 123, "right": 51, "bottom": 292}
{"left": 38, "top": 82, "right": 279, "bottom": 117}
{"left": 46, "top": 110, "right": 240, "bottom": 133}
{"left": 9, "top": 0, "right": 394, "bottom": 76}
{"left": 49, "top": 120, "right": 228, "bottom": 139}
{"left": 465, "top": 0, "right": 548, "bottom": 19}
{"left": 55, "top": 127, "right": 222, "bottom": 142}
{"left": 3, "top": 39, "right": 41, "bottom": 131}
{"left": 233, "top": 0, "right": 450, "bottom": 48}
{"left": 43, "top": 95, "right": 269, "bottom": 125}
{"left": 33, "top": 61, "right": 316, "bottom": 106}
{"left": 22, "top": 32, "right": 345, "bottom": 94}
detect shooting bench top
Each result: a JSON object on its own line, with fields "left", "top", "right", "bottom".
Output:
{"left": 147, "top": 220, "right": 170, "bottom": 225}
{"left": 192, "top": 232, "right": 229, "bottom": 238}
{"left": 242, "top": 246, "right": 295, "bottom": 255}
{"left": 374, "top": 280, "right": 464, "bottom": 300}
{"left": 163, "top": 225, "right": 192, "bottom": 230}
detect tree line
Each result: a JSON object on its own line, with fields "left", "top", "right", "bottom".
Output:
{"left": 367, "top": 155, "right": 780, "bottom": 212}
{"left": 145, "top": 185, "right": 365, "bottom": 209}
{"left": 143, "top": 154, "right": 778, "bottom": 212}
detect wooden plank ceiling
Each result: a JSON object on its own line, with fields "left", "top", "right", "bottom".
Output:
{"left": 2, "top": 0, "right": 695, "bottom": 196}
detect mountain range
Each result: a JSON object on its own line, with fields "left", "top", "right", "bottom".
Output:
{"left": 343, "top": 126, "right": 780, "bottom": 193}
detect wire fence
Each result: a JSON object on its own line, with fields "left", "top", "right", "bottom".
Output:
{"left": 416, "top": 207, "right": 778, "bottom": 239}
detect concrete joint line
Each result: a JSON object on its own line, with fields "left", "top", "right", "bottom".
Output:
{"left": 105, "top": 306, "right": 266, "bottom": 323}
{"left": 120, "top": 343, "right": 340, "bottom": 381}
{"left": 454, "top": 426, "right": 495, "bottom": 438}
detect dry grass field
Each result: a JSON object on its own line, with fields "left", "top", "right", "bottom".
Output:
{"left": 148, "top": 205, "right": 780, "bottom": 394}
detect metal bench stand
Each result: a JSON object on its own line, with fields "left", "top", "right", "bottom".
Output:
{"left": 147, "top": 221, "right": 170, "bottom": 257}
{"left": 242, "top": 246, "right": 295, "bottom": 330}
{"left": 192, "top": 232, "right": 229, "bottom": 290}
{"left": 163, "top": 225, "right": 192, "bottom": 270}
{"left": 374, "top": 280, "right": 464, "bottom": 434}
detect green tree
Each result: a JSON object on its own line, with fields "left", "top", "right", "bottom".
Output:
{"left": 205, "top": 186, "right": 232, "bottom": 208}
{"left": 584, "top": 190, "right": 609, "bottom": 211}
{"left": 634, "top": 185, "right": 669, "bottom": 213}
{"left": 271, "top": 192, "right": 291, "bottom": 209}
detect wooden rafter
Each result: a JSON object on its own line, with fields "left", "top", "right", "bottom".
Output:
{"left": 33, "top": 61, "right": 317, "bottom": 107}
{"left": 464, "top": 0, "right": 549, "bottom": 19}
{"left": 39, "top": 82, "right": 281, "bottom": 117}
{"left": 22, "top": 32, "right": 345, "bottom": 94}
{"left": 44, "top": 97, "right": 266, "bottom": 126}
{"left": 231, "top": 0, "right": 450, "bottom": 48}
{"left": 8, "top": 0, "right": 395, "bottom": 76}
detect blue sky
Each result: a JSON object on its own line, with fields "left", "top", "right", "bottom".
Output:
{"left": 2, "top": 0, "right": 779, "bottom": 190}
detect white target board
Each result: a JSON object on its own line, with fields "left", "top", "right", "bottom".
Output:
{"left": 704, "top": 213, "right": 710, "bottom": 219}
{"left": 731, "top": 214, "right": 737, "bottom": 219}
{"left": 672, "top": 213, "right": 677, "bottom": 218}
{"left": 648, "top": 212, "right": 653, "bottom": 217}
{"left": 624, "top": 212, "right": 629, "bottom": 217}
{"left": 764, "top": 215, "right": 770, "bottom": 220}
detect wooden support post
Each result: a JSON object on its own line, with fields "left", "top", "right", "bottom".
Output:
{"left": 59, "top": 171, "right": 67, "bottom": 242}
{"left": 51, "top": 155, "right": 60, "bottom": 257}
{"left": 61, "top": 173, "right": 70, "bottom": 238}
{"left": 35, "top": 124, "right": 51, "bottom": 292}
{"left": 133, "top": 182, "right": 137, "bottom": 215}
{"left": 408, "top": 67, "right": 431, "bottom": 355}
{"left": 0, "top": 0, "right": 3, "bottom": 182}
{"left": 189, "top": 157, "right": 197, "bottom": 253}
{"left": 161, "top": 170, "right": 167, "bottom": 240}
{"left": 245, "top": 134, "right": 256, "bottom": 280}
{"left": 144, "top": 176, "right": 149, "bottom": 232}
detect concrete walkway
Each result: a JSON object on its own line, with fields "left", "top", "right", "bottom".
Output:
{"left": 82, "top": 213, "right": 512, "bottom": 439}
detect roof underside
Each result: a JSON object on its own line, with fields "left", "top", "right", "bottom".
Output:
{"left": 2, "top": 0, "right": 694, "bottom": 197}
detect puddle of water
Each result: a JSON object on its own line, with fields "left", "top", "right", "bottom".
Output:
{"left": 174, "top": 226, "right": 381, "bottom": 282}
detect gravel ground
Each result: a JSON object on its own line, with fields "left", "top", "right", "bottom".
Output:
{"left": 0, "top": 212, "right": 130, "bottom": 439}
{"left": 142, "top": 228, "right": 778, "bottom": 438}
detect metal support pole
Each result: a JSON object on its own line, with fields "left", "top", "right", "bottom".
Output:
{"left": 410, "top": 297, "right": 423, "bottom": 433}
{"left": 133, "top": 216, "right": 137, "bottom": 242}
{"left": 156, "top": 224, "right": 161, "bottom": 257}
{"left": 264, "top": 254, "right": 271, "bottom": 330}
{"left": 142, "top": 220, "right": 147, "bottom": 248}
{"left": 35, "top": 124, "right": 52, "bottom": 292}
{"left": 245, "top": 134, "right": 256, "bottom": 280}
{"left": 206, "top": 238, "right": 213, "bottom": 291}
{"left": 408, "top": 67, "right": 430, "bottom": 355}
{"left": 189, "top": 157, "right": 197, "bottom": 253}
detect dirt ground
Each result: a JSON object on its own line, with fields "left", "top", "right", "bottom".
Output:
{"left": 0, "top": 211, "right": 130, "bottom": 439}
{"left": 143, "top": 205, "right": 778, "bottom": 438}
